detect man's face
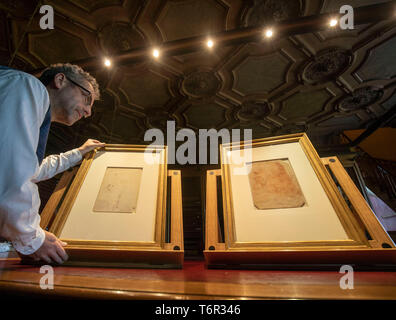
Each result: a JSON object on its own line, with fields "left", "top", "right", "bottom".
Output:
{"left": 51, "top": 74, "right": 94, "bottom": 125}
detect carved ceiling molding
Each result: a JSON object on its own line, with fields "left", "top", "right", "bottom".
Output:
{"left": 98, "top": 22, "right": 146, "bottom": 54}
{"left": 243, "top": 0, "right": 303, "bottom": 27}
{"left": 337, "top": 86, "right": 384, "bottom": 112}
{"left": 181, "top": 71, "right": 221, "bottom": 99}
{"left": 28, "top": 29, "right": 90, "bottom": 65}
{"left": 302, "top": 47, "right": 352, "bottom": 84}
{"left": 353, "top": 32, "right": 396, "bottom": 83}
{"left": 155, "top": 0, "right": 228, "bottom": 42}
{"left": 237, "top": 101, "right": 271, "bottom": 122}
{"left": 0, "top": 0, "right": 395, "bottom": 152}
{"left": 67, "top": 0, "right": 124, "bottom": 13}
{"left": 145, "top": 107, "right": 174, "bottom": 130}
{"left": 217, "top": 43, "right": 295, "bottom": 105}
{"left": 108, "top": 63, "right": 181, "bottom": 114}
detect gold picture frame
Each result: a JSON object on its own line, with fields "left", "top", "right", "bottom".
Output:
{"left": 205, "top": 133, "right": 396, "bottom": 268}
{"left": 39, "top": 144, "right": 184, "bottom": 268}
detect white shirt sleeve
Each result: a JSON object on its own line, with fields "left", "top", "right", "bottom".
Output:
{"left": 32, "top": 149, "right": 82, "bottom": 183}
{"left": 0, "top": 69, "right": 49, "bottom": 255}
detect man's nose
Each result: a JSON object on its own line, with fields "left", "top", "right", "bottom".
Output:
{"left": 84, "top": 104, "right": 92, "bottom": 117}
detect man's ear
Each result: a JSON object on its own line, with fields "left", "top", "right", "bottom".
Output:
{"left": 53, "top": 73, "right": 66, "bottom": 89}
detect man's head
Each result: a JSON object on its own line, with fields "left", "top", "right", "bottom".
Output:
{"left": 39, "top": 63, "right": 100, "bottom": 125}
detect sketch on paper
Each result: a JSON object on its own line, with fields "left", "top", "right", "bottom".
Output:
{"left": 93, "top": 167, "right": 142, "bottom": 213}
{"left": 248, "top": 159, "right": 306, "bottom": 210}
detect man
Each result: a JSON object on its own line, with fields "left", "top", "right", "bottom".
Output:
{"left": 0, "top": 63, "right": 105, "bottom": 264}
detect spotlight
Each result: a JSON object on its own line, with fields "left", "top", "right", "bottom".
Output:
{"left": 104, "top": 58, "right": 111, "bottom": 67}
{"left": 329, "top": 19, "right": 338, "bottom": 27}
{"left": 207, "top": 39, "right": 214, "bottom": 48}
{"left": 152, "top": 49, "right": 160, "bottom": 58}
{"left": 265, "top": 28, "right": 273, "bottom": 38}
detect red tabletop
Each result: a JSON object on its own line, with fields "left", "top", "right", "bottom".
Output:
{"left": 1, "top": 258, "right": 396, "bottom": 299}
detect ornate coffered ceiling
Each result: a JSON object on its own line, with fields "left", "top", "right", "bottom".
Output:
{"left": 0, "top": 0, "right": 395, "bottom": 158}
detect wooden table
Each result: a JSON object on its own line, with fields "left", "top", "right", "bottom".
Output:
{"left": 1, "top": 258, "right": 395, "bottom": 300}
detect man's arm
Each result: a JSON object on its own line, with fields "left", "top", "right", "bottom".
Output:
{"left": 32, "top": 139, "right": 105, "bottom": 183}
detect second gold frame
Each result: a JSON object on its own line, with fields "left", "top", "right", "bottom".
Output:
{"left": 205, "top": 133, "right": 396, "bottom": 267}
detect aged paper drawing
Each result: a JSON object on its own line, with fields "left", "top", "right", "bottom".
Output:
{"left": 93, "top": 167, "right": 142, "bottom": 213}
{"left": 248, "top": 159, "right": 306, "bottom": 209}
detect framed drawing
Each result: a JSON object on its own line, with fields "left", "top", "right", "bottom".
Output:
{"left": 39, "top": 144, "right": 184, "bottom": 268}
{"left": 204, "top": 133, "right": 396, "bottom": 268}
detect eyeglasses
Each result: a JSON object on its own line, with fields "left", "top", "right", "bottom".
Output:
{"left": 66, "top": 76, "right": 93, "bottom": 106}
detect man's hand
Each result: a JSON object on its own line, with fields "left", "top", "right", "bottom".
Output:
{"left": 78, "top": 139, "right": 105, "bottom": 156}
{"left": 18, "top": 231, "right": 68, "bottom": 265}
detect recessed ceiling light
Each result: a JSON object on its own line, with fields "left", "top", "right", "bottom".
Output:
{"left": 329, "top": 19, "right": 338, "bottom": 27}
{"left": 104, "top": 58, "right": 111, "bottom": 67}
{"left": 152, "top": 49, "right": 160, "bottom": 58}
{"left": 265, "top": 29, "right": 273, "bottom": 38}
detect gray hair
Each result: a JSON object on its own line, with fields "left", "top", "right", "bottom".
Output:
{"left": 38, "top": 63, "right": 100, "bottom": 100}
